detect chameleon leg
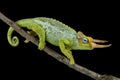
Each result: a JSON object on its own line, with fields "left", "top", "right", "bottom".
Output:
{"left": 24, "top": 31, "right": 37, "bottom": 43}
{"left": 59, "top": 38, "right": 75, "bottom": 64}
{"left": 22, "top": 24, "right": 46, "bottom": 50}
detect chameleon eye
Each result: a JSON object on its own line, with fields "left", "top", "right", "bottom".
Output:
{"left": 82, "top": 38, "right": 88, "bottom": 44}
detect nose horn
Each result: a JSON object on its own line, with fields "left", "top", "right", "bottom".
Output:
{"left": 92, "top": 39, "right": 108, "bottom": 43}
{"left": 91, "top": 39, "right": 112, "bottom": 48}
{"left": 91, "top": 42, "right": 112, "bottom": 48}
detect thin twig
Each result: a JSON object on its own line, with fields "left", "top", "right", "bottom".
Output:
{"left": 0, "top": 11, "right": 119, "bottom": 80}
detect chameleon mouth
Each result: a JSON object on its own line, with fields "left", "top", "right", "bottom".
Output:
{"left": 91, "top": 39, "right": 112, "bottom": 48}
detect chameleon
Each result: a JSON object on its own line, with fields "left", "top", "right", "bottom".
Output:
{"left": 7, "top": 17, "right": 111, "bottom": 64}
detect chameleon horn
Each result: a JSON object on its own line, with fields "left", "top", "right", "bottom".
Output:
{"left": 92, "top": 39, "right": 108, "bottom": 43}
{"left": 87, "top": 37, "right": 111, "bottom": 48}
{"left": 91, "top": 42, "right": 112, "bottom": 48}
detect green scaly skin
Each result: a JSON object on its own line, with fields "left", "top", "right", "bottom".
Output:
{"left": 7, "top": 17, "right": 94, "bottom": 64}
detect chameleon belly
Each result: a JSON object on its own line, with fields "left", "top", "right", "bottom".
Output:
{"left": 33, "top": 17, "right": 77, "bottom": 46}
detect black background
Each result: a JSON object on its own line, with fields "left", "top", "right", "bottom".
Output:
{"left": 0, "top": 0, "right": 119, "bottom": 80}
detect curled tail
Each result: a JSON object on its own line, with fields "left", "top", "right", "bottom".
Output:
{"left": 7, "top": 19, "right": 46, "bottom": 50}
{"left": 7, "top": 27, "right": 19, "bottom": 47}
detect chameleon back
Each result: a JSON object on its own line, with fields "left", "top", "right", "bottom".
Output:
{"left": 33, "top": 17, "right": 78, "bottom": 47}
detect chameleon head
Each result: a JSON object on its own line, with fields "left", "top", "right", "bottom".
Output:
{"left": 77, "top": 31, "right": 111, "bottom": 50}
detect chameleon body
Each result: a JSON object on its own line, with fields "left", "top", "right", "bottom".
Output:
{"left": 7, "top": 17, "right": 111, "bottom": 64}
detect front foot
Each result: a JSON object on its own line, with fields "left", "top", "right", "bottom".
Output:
{"left": 70, "top": 57, "right": 75, "bottom": 64}
{"left": 38, "top": 42, "right": 46, "bottom": 50}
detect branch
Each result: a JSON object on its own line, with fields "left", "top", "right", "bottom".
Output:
{"left": 0, "top": 11, "right": 119, "bottom": 80}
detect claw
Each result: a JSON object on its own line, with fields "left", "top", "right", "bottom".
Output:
{"left": 24, "top": 39, "right": 30, "bottom": 43}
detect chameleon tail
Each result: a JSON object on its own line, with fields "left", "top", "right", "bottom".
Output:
{"left": 7, "top": 27, "right": 19, "bottom": 47}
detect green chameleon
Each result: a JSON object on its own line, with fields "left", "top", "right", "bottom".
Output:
{"left": 7, "top": 17, "right": 111, "bottom": 64}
